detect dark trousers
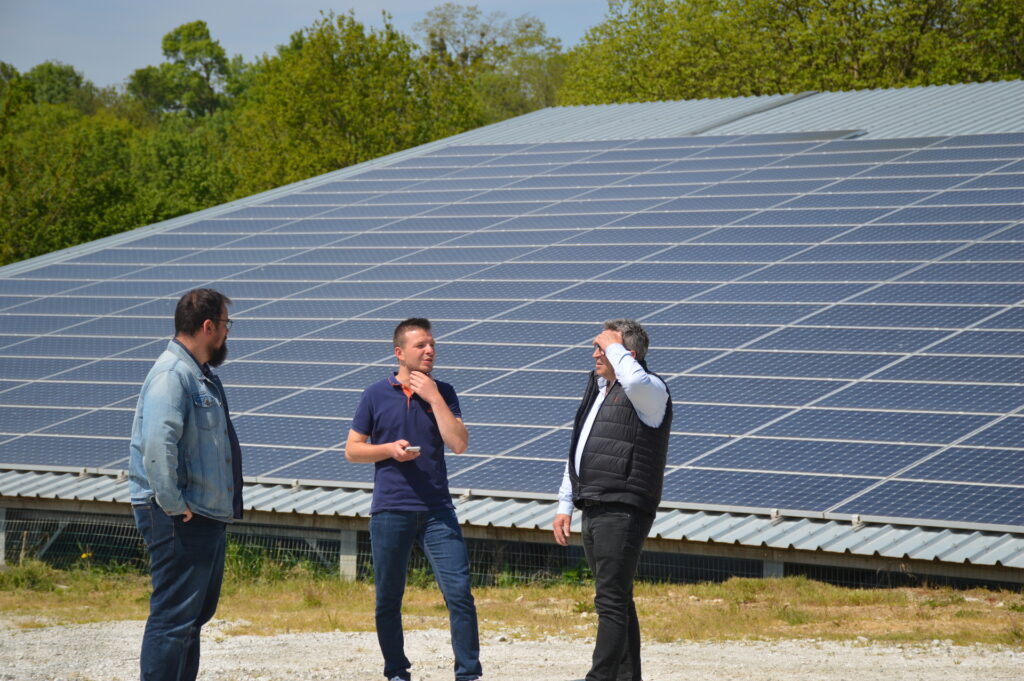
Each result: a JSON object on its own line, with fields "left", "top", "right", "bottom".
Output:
{"left": 134, "top": 503, "right": 226, "bottom": 681}
{"left": 581, "top": 502, "right": 654, "bottom": 681}
{"left": 370, "top": 508, "right": 482, "bottom": 681}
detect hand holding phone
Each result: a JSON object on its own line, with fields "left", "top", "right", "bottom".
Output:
{"left": 393, "top": 444, "right": 421, "bottom": 461}
{"left": 390, "top": 440, "right": 419, "bottom": 461}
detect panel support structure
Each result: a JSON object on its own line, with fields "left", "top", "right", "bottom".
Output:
{"left": 0, "top": 507, "right": 6, "bottom": 567}
{"left": 339, "top": 528, "right": 358, "bottom": 581}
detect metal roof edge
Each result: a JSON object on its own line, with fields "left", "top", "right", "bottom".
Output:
{"left": 0, "top": 467, "right": 1020, "bottom": 535}
{"left": 1, "top": 470, "right": 1022, "bottom": 569}
{"left": 0, "top": 463, "right": 126, "bottom": 476}
{"left": 246, "top": 475, "right": 375, "bottom": 492}
{"left": 687, "top": 90, "right": 820, "bottom": 135}
{"left": 823, "top": 511, "right": 1024, "bottom": 536}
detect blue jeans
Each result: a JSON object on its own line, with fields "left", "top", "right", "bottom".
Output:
{"left": 134, "top": 502, "right": 226, "bottom": 681}
{"left": 581, "top": 502, "right": 654, "bottom": 681}
{"left": 370, "top": 508, "right": 482, "bottom": 681}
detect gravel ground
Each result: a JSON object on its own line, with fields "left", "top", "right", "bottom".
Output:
{"left": 1, "top": 618, "right": 1021, "bottom": 681}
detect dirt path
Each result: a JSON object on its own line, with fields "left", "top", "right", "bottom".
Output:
{"left": 1, "top": 618, "right": 1020, "bottom": 681}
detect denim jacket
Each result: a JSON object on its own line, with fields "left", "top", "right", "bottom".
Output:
{"left": 128, "top": 340, "right": 236, "bottom": 521}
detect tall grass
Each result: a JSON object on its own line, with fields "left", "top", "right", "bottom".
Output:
{"left": 2, "top": 557, "right": 1021, "bottom": 646}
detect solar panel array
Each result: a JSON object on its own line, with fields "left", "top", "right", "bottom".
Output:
{"left": 1, "top": 130, "right": 1022, "bottom": 532}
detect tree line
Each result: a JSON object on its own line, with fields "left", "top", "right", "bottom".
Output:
{"left": 1, "top": 1, "right": 1020, "bottom": 266}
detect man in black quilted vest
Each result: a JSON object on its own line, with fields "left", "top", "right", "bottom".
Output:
{"left": 552, "top": 318, "right": 672, "bottom": 681}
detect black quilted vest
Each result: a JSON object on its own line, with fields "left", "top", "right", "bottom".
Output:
{"left": 568, "top": 367, "right": 672, "bottom": 516}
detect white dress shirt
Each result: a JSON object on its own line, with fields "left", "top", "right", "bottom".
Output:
{"left": 556, "top": 343, "right": 669, "bottom": 516}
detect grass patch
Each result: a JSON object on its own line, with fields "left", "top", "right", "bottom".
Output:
{"left": 1, "top": 562, "right": 1021, "bottom": 647}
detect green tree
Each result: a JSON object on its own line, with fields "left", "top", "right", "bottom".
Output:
{"left": 126, "top": 63, "right": 177, "bottom": 116}
{"left": 24, "top": 61, "right": 98, "bottom": 109}
{"left": 560, "top": 0, "right": 1024, "bottom": 104}
{"left": 415, "top": 2, "right": 565, "bottom": 122}
{"left": 0, "top": 62, "right": 33, "bottom": 131}
{"left": 0, "top": 104, "right": 152, "bottom": 265}
{"left": 0, "top": 61, "right": 18, "bottom": 90}
{"left": 228, "top": 12, "right": 484, "bottom": 197}
{"left": 127, "top": 20, "right": 230, "bottom": 117}
{"left": 130, "top": 113, "right": 236, "bottom": 222}
{"left": 558, "top": 0, "right": 676, "bottom": 104}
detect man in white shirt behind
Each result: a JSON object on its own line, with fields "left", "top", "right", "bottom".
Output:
{"left": 552, "top": 318, "right": 672, "bottom": 681}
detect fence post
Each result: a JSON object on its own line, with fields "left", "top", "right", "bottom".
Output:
{"left": 339, "top": 528, "right": 357, "bottom": 580}
{"left": 0, "top": 508, "right": 5, "bottom": 566}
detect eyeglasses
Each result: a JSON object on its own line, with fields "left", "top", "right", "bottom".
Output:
{"left": 216, "top": 318, "right": 234, "bottom": 330}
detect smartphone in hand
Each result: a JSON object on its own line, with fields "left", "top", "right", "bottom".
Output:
{"left": 405, "top": 446, "right": 421, "bottom": 454}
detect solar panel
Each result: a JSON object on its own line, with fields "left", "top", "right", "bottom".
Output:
{"left": 0, "top": 435, "right": 125, "bottom": 468}
{"left": 268, "top": 451, "right": 377, "bottom": 483}
{"left": 503, "top": 429, "right": 572, "bottom": 458}
{"left": 758, "top": 409, "right": 990, "bottom": 444}
{"left": 448, "top": 458, "right": 564, "bottom": 494}
{"left": 818, "top": 382, "right": 1023, "bottom": 412}
{"left": 230, "top": 414, "right": 346, "bottom": 449}
{"left": 799, "top": 304, "right": 994, "bottom": 329}
{"left": 0, "top": 382, "right": 139, "bottom": 407}
{"left": 0, "top": 406, "right": 95, "bottom": 433}
{"left": 901, "top": 447, "right": 1024, "bottom": 485}
{"left": 667, "top": 376, "right": 839, "bottom": 406}
{"left": 749, "top": 327, "right": 948, "bottom": 352}
{"left": 961, "top": 417, "right": 1023, "bottom": 448}
{"left": 460, "top": 424, "right": 555, "bottom": 456}
{"left": 832, "top": 480, "right": 1024, "bottom": 528}
{"left": 693, "top": 438, "right": 937, "bottom": 476}
{"left": 2, "top": 131, "right": 1022, "bottom": 533}
{"left": 928, "top": 330, "right": 1024, "bottom": 354}
{"left": 978, "top": 307, "right": 1024, "bottom": 329}
{"left": 661, "top": 468, "right": 867, "bottom": 510}
{"left": 646, "top": 302, "right": 823, "bottom": 325}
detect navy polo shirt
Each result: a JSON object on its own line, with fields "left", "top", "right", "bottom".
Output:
{"left": 351, "top": 372, "right": 461, "bottom": 514}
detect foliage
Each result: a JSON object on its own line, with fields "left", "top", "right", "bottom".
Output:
{"left": 222, "top": 540, "right": 330, "bottom": 585}
{"left": 127, "top": 20, "right": 230, "bottom": 118}
{"left": 560, "top": 0, "right": 1024, "bottom": 104}
{"left": 3, "top": 567, "right": 1022, "bottom": 647}
{"left": 559, "top": 560, "right": 593, "bottom": 585}
{"left": 24, "top": 61, "right": 100, "bottom": 111}
{"left": 226, "top": 11, "right": 484, "bottom": 197}
{"left": 415, "top": 2, "right": 566, "bottom": 122}
{"left": 0, "top": 560, "right": 60, "bottom": 591}
{"left": 129, "top": 112, "right": 236, "bottom": 221}
{"left": 0, "top": 61, "right": 34, "bottom": 130}
{"left": 0, "top": 103, "right": 150, "bottom": 265}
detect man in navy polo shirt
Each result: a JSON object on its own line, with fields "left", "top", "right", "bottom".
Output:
{"left": 345, "top": 317, "right": 482, "bottom": 681}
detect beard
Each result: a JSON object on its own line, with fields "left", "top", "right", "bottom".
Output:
{"left": 208, "top": 341, "right": 228, "bottom": 368}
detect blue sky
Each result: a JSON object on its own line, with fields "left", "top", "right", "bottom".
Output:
{"left": 0, "top": 1, "right": 610, "bottom": 88}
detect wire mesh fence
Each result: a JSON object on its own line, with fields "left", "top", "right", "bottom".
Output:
{"left": 1, "top": 508, "right": 1018, "bottom": 591}
{"left": 784, "top": 561, "right": 1023, "bottom": 592}
{"left": 2, "top": 510, "right": 147, "bottom": 571}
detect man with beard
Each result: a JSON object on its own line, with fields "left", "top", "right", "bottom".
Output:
{"left": 128, "top": 288, "right": 242, "bottom": 681}
{"left": 345, "top": 317, "right": 482, "bottom": 681}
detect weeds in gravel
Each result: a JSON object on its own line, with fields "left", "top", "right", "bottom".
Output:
{"left": 2, "top": 561, "right": 1022, "bottom": 647}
